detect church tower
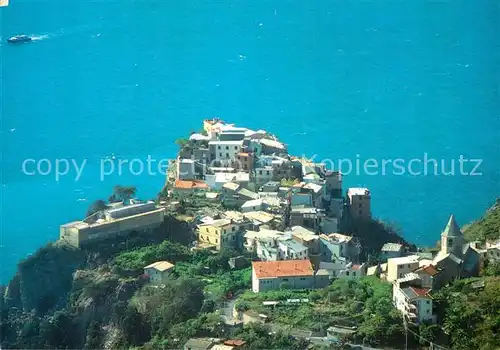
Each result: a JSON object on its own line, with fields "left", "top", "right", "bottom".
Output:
{"left": 440, "top": 214, "right": 464, "bottom": 258}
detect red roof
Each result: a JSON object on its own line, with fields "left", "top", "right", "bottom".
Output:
{"left": 411, "top": 287, "right": 430, "bottom": 297}
{"left": 351, "top": 264, "right": 362, "bottom": 271}
{"left": 418, "top": 264, "right": 440, "bottom": 276}
{"left": 224, "top": 340, "right": 246, "bottom": 347}
{"left": 252, "top": 259, "right": 313, "bottom": 279}
{"left": 174, "top": 180, "right": 209, "bottom": 190}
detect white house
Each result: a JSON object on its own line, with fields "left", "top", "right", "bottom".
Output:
{"left": 393, "top": 285, "right": 435, "bottom": 324}
{"left": 144, "top": 261, "right": 175, "bottom": 283}
{"left": 278, "top": 239, "right": 309, "bottom": 260}
{"left": 241, "top": 199, "right": 263, "bottom": 213}
{"left": 254, "top": 166, "right": 274, "bottom": 185}
{"left": 252, "top": 259, "right": 314, "bottom": 292}
{"left": 204, "top": 172, "right": 250, "bottom": 190}
{"left": 209, "top": 140, "right": 244, "bottom": 165}
{"left": 337, "top": 262, "right": 366, "bottom": 280}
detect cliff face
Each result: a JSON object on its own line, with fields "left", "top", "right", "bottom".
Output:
{"left": 4, "top": 242, "right": 85, "bottom": 314}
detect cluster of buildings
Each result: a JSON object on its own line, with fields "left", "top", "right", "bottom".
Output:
{"left": 169, "top": 118, "right": 372, "bottom": 254}
{"left": 370, "top": 215, "right": 489, "bottom": 325}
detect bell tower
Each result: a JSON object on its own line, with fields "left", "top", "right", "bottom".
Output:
{"left": 440, "top": 214, "right": 464, "bottom": 258}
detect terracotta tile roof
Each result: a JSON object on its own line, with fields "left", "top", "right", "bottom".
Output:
{"left": 224, "top": 340, "right": 246, "bottom": 347}
{"left": 252, "top": 259, "right": 313, "bottom": 279}
{"left": 351, "top": 264, "right": 362, "bottom": 271}
{"left": 174, "top": 180, "right": 209, "bottom": 190}
{"left": 411, "top": 286, "right": 430, "bottom": 297}
{"left": 416, "top": 264, "right": 440, "bottom": 276}
{"left": 237, "top": 152, "right": 250, "bottom": 157}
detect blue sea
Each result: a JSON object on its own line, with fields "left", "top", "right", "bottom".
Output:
{"left": 1, "top": 0, "right": 499, "bottom": 283}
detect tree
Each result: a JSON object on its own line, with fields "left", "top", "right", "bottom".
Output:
{"left": 85, "top": 199, "right": 108, "bottom": 218}
{"left": 109, "top": 185, "right": 137, "bottom": 203}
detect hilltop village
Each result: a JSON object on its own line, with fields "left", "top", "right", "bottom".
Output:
{"left": 3, "top": 119, "right": 498, "bottom": 350}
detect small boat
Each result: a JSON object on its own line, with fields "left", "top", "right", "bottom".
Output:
{"left": 7, "top": 35, "right": 32, "bottom": 43}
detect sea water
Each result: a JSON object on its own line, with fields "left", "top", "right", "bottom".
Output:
{"left": 1, "top": 0, "right": 499, "bottom": 283}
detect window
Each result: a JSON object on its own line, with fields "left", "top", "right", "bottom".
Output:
{"left": 448, "top": 238, "right": 453, "bottom": 245}
{"left": 219, "top": 153, "right": 222, "bottom": 157}
{"left": 234, "top": 146, "right": 238, "bottom": 150}
{"left": 408, "top": 264, "right": 411, "bottom": 268}
{"left": 226, "top": 146, "right": 229, "bottom": 150}
{"left": 346, "top": 271, "right": 350, "bottom": 276}
{"left": 206, "top": 228, "right": 209, "bottom": 232}
{"left": 232, "top": 236, "right": 235, "bottom": 241}
{"left": 358, "top": 210, "right": 363, "bottom": 215}
{"left": 232, "top": 227, "right": 235, "bottom": 232}
{"left": 259, "top": 170, "right": 263, "bottom": 175}
{"left": 266, "top": 171, "right": 270, "bottom": 175}
{"left": 359, "top": 203, "right": 363, "bottom": 208}
{"left": 399, "top": 273, "right": 403, "bottom": 278}
{"left": 215, "top": 239, "right": 218, "bottom": 243}
{"left": 226, "top": 153, "right": 229, "bottom": 158}
{"left": 282, "top": 278, "right": 289, "bottom": 282}
{"left": 237, "top": 156, "right": 240, "bottom": 160}
{"left": 426, "top": 300, "right": 430, "bottom": 304}
{"left": 223, "top": 229, "right": 226, "bottom": 234}
{"left": 353, "top": 271, "right": 356, "bottom": 276}
{"left": 218, "top": 145, "right": 221, "bottom": 150}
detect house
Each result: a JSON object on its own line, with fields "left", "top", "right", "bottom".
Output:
{"left": 172, "top": 180, "right": 210, "bottom": 198}
{"left": 319, "top": 233, "right": 360, "bottom": 263}
{"left": 367, "top": 263, "right": 388, "bottom": 278}
{"left": 290, "top": 226, "right": 321, "bottom": 264}
{"left": 60, "top": 202, "right": 166, "bottom": 248}
{"left": 381, "top": 243, "right": 404, "bottom": 259}
{"left": 291, "top": 192, "right": 313, "bottom": 207}
{"left": 229, "top": 256, "right": 248, "bottom": 269}
{"left": 243, "top": 229, "right": 285, "bottom": 256}
{"left": 183, "top": 338, "right": 217, "bottom": 350}
{"left": 222, "top": 182, "right": 240, "bottom": 198}
{"left": 204, "top": 172, "right": 249, "bottom": 191}
{"left": 243, "top": 211, "right": 277, "bottom": 230}
{"left": 314, "top": 269, "right": 331, "bottom": 288}
{"left": 259, "top": 138, "right": 286, "bottom": 154}
{"left": 261, "top": 181, "right": 280, "bottom": 193}
{"left": 197, "top": 218, "right": 250, "bottom": 251}
{"left": 289, "top": 206, "right": 326, "bottom": 232}
{"left": 413, "top": 264, "right": 442, "bottom": 290}
{"left": 327, "top": 325, "right": 357, "bottom": 343}
{"left": 235, "top": 152, "right": 253, "bottom": 172}
{"left": 241, "top": 199, "right": 263, "bottom": 213}
{"left": 346, "top": 187, "right": 371, "bottom": 220}
{"left": 337, "top": 262, "right": 366, "bottom": 280}
{"left": 302, "top": 182, "right": 325, "bottom": 209}
{"left": 278, "top": 239, "right": 309, "bottom": 260}
{"left": 252, "top": 259, "right": 315, "bottom": 292}
{"left": 323, "top": 171, "right": 343, "bottom": 198}
{"left": 144, "top": 261, "right": 174, "bottom": 283}
{"left": 177, "top": 158, "right": 196, "bottom": 180}
{"left": 203, "top": 117, "right": 226, "bottom": 138}
{"left": 393, "top": 285, "right": 435, "bottom": 324}
{"left": 386, "top": 255, "right": 420, "bottom": 282}
{"left": 209, "top": 140, "right": 244, "bottom": 166}
{"left": 254, "top": 166, "right": 274, "bottom": 185}
{"left": 319, "top": 259, "right": 348, "bottom": 278}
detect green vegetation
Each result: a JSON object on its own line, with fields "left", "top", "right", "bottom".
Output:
{"left": 109, "top": 185, "right": 137, "bottom": 203}
{"left": 280, "top": 178, "right": 299, "bottom": 187}
{"left": 236, "top": 277, "right": 406, "bottom": 347}
{"left": 433, "top": 276, "right": 500, "bottom": 350}
{"left": 464, "top": 198, "right": 500, "bottom": 242}
{"left": 112, "top": 240, "right": 191, "bottom": 270}
{"left": 175, "top": 138, "right": 189, "bottom": 148}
